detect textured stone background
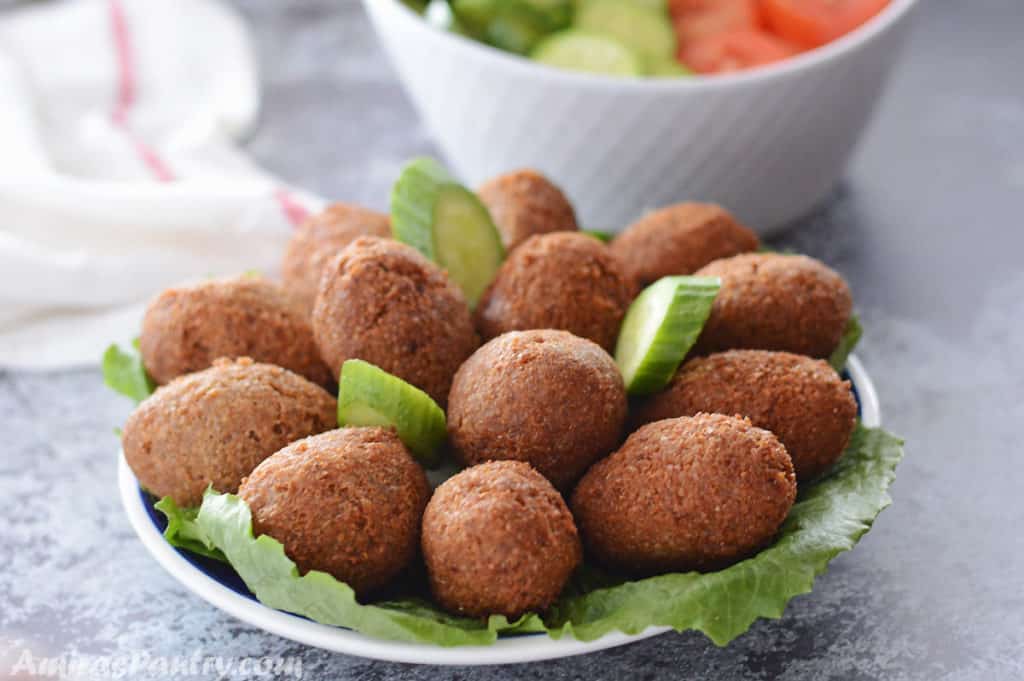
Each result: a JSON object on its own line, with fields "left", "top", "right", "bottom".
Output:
{"left": 2, "top": 0, "right": 1023, "bottom": 679}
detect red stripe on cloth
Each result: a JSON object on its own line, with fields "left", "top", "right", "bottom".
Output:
{"left": 274, "top": 188, "right": 310, "bottom": 228}
{"left": 130, "top": 137, "right": 175, "bottom": 182}
{"left": 108, "top": 0, "right": 175, "bottom": 182}
{"left": 108, "top": 0, "right": 134, "bottom": 126}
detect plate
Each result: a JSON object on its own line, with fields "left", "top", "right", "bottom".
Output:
{"left": 119, "top": 355, "right": 881, "bottom": 665}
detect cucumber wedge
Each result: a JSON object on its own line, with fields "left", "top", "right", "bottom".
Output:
{"left": 338, "top": 359, "right": 447, "bottom": 468}
{"left": 531, "top": 31, "right": 643, "bottom": 77}
{"left": 615, "top": 276, "right": 720, "bottom": 395}
{"left": 391, "top": 158, "right": 505, "bottom": 307}
{"left": 574, "top": 0, "right": 676, "bottom": 64}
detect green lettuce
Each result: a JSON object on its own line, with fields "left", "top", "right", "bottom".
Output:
{"left": 581, "top": 229, "right": 615, "bottom": 243}
{"left": 155, "top": 423, "right": 902, "bottom": 647}
{"left": 102, "top": 339, "right": 155, "bottom": 403}
{"left": 154, "top": 497, "right": 226, "bottom": 562}
{"left": 830, "top": 315, "right": 863, "bottom": 372}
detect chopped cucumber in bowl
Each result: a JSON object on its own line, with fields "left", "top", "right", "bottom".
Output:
{"left": 450, "top": 0, "right": 570, "bottom": 53}
{"left": 532, "top": 30, "right": 644, "bottom": 76}
{"left": 573, "top": 0, "right": 676, "bottom": 65}
{"left": 436, "top": 0, "right": 691, "bottom": 78}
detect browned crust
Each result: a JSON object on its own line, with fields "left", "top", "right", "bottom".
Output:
{"left": 311, "top": 236, "right": 478, "bottom": 406}
{"left": 477, "top": 169, "right": 579, "bottom": 251}
{"left": 239, "top": 427, "right": 429, "bottom": 597}
{"left": 474, "top": 232, "right": 636, "bottom": 352}
{"left": 610, "top": 202, "right": 759, "bottom": 286}
{"left": 633, "top": 350, "right": 858, "bottom": 480}
{"left": 571, "top": 413, "right": 796, "bottom": 574}
{"left": 281, "top": 203, "right": 391, "bottom": 317}
{"left": 139, "top": 274, "right": 332, "bottom": 387}
{"left": 693, "top": 253, "right": 853, "bottom": 358}
{"left": 422, "top": 461, "right": 582, "bottom": 618}
{"left": 122, "top": 358, "right": 337, "bottom": 507}
{"left": 447, "top": 330, "right": 627, "bottom": 490}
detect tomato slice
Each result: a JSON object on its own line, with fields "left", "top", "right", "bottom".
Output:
{"left": 670, "top": 0, "right": 762, "bottom": 45}
{"left": 679, "top": 27, "right": 801, "bottom": 73}
{"left": 759, "top": 0, "right": 890, "bottom": 48}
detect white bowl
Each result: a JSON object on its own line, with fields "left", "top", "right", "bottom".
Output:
{"left": 121, "top": 357, "right": 880, "bottom": 665}
{"left": 364, "top": 0, "right": 917, "bottom": 235}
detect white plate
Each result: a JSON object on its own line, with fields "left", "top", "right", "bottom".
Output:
{"left": 119, "top": 355, "right": 881, "bottom": 666}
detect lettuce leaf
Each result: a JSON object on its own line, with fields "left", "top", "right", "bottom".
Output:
{"left": 102, "top": 339, "right": 155, "bottom": 404}
{"left": 156, "top": 423, "right": 901, "bottom": 647}
{"left": 830, "top": 315, "right": 863, "bottom": 371}
{"left": 154, "top": 496, "right": 226, "bottom": 562}
{"left": 581, "top": 230, "right": 615, "bottom": 243}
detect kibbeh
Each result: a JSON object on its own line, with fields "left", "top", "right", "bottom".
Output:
{"left": 123, "top": 358, "right": 336, "bottom": 507}
{"left": 447, "top": 330, "right": 627, "bottom": 489}
{"left": 139, "top": 274, "right": 332, "bottom": 387}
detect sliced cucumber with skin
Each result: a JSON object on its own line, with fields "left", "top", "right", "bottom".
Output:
{"left": 532, "top": 31, "right": 643, "bottom": 77}
{"left": 451, "top": 0, "right": 569, "bottom": 52}
{"left": 625, "top": 0, "right": 668, "bottom": 13}
{"left": 486, "top": 5, "right": 551, "bottom": 54}
{"left": 337, "top": 359, "right": 447, "bottom": 468}
{"left": 449, "top": 0, "right": 498, "bottom": 36}
{"left": 391, "top": 158, "right": 505, "bottom": 307}
{"left": 399, "top": 0, "right": 430, "bottom": 14}
{"left": 576, "top": 0, "right": 669, "bottom": 14}
{"left": 647, "top": 58, "right": 693, "bottom": 77}
{"left": 574, "top": 0, "right": 676, "bottom": 64}
{"left": 615, "top": 276, "right": 721, "bottom": 396}
{"left": 526, "top": 0, "right": 573, "bottom": 29}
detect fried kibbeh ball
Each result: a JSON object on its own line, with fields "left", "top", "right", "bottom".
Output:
{"left": 477, "top": 169, "right": 579, "bottom": 250}
{"left": 634, "top": 350, "right": 858, "bottom": 481}
{"left": 693, "top": 253, "right": 853, "bottom": 358}
{"left": 122, "top": 358, "right": 337, "bottom": 507}
{"left": 312, "top": 237, "right": 478, "bottom": 406}
{"left": 447, "top": 330, "right": 628, "bottom": 490}
{"left": 610, "top": 202, "right": 759, "bottom": 287}
{"left": 139, "top": 274, "right": 332, "bottom": 387}
{"left": 239, "top": 427, "right": 430, "bottom": 597}
{"left": 571, "top": 413, "right": 796, "bottom": 574}
{"left": 422, "top": 461, "right": 582, "bottom": 618}
{"left": 474, "top": 232, "right": 635, "bottom": 352}
{"left": 281, "top": 203, "right": 391, "bottom": 316}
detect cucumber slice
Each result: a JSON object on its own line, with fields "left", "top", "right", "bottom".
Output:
{"left": 338, "top": 359, "right": 447, "bottom": 468}
{"left": 574, "top": 0, "right": 676, "bottom": 63}
{"left": 487, "top": 4, "right": 551, "bottom": 54}
{"left": 626, "top": 0, "right": 668, "bottom": 12}
{"left": 647, "top": 58, "right": 693, "bottom": 77}
{"left": 449, "top": 0, "right": 498, "bottom": 37}
{"left": 526, "top": 0, "right": 573, "bottom": 29}
{"left": 614, "top": 276, "right": 720, "bottom": 395}
{"left": 391, "top": 158, "right": 505, "bottom": 307}
{"left": 451, "top": 0, "right": 569, "bottom": 52}
{"left": 576, "top": 0, "right": 669, "bottom": 14}
{"left": 399, "top": 0, "right": 430, "bottom": 14}
{"left": 531, "top": 31, "right": 643, "bottom": 77}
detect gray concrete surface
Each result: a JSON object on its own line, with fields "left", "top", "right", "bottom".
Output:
{"left": 2, "top": 0, "right": 1023, "bottom": 678}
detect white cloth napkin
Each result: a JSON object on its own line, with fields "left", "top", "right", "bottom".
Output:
{"left": 0, "top": 0, "right": 322, "bottom": 369}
